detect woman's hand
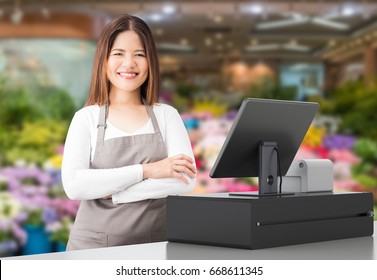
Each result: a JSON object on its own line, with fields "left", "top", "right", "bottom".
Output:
{"left": 142, "top": 154, "right": 197, "bottom": 184}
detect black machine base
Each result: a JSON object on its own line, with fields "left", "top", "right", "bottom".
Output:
{"left": 166, "top": 192, "right": 374, "bottom": 250}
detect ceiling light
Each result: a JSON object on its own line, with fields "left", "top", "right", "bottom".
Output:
{"left": 214, "top": 15, "right": 223, "bottom": 23}
{"left": 150, "top": 13, "right": 162, "bottom": 22}
{"left": 251, "top": 39, "right": 258, "bottom": 45}
{"left": 256, "top": 17, "right": 309, "bottom": 29}
{"left": 289, "top": 39, "right": 297, "bottom": 45}
{"left": 41, "top": 7, "right": 50, "bottom": 19}
{"left": 157, "top": 43, "right": 194, "bottom": 52}
{"left": 205, "top": 38, "right": 212, "bottom": 46}
{"left": 283, "top": 44, "right": 310, "bottom": 52}
{"left": 180, "top": 38, "right": 188, "bottom": 45}
{"left": 249, "top": 4, "right": 264, "bottom": 14}
{"left": 156, "top": 28, "right": 164, "bottom": 35}
{"left": 311, "top": 17, "right": 349, "bottom": 30}
{"left": 241, "top": 3, "right": 264, "bottom": 15}
{"left": 245, "top": 44, "right": 279, "bottom": 52}
{"left": 252, "top": 5, "right": 263, "bottom": 14}
{"left": 342, "top": 6, "right": 354, "bottom": 17}
{"left": 11, "top": 8, "right": 23, "bottom": 24}
{"left": 215, "top": 33, "right": 223, "bottom": 40}
{"left": 162, "top": 4, "right": 176, "bottom": 14}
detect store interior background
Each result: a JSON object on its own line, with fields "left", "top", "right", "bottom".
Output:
{"left": 1, "top": 0, "right": 377, "bottom": 257}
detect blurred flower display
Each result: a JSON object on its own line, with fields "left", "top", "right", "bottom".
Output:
{"left": 0, "top": 193, "right": 26, "bottom": 256}
{"left": 0, "top": 79, "right": 81, "bottom": 256}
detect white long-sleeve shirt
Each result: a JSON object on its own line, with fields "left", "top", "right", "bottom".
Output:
{"left": 61, "top": 103, "right": 196, "bottom": 204}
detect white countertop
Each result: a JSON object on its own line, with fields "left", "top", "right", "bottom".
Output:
{"left": 4, "top": 221, "right": 376, "bottom": 260}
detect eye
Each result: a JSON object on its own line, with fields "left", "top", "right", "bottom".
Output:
{"left": 113, "top": 52, "right": 122, "bottom": 56}
{"left": 135, "top": 53, "right": 145, "bottom": 57}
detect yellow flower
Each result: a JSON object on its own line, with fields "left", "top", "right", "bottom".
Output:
{"left": 47, "top": 154, "right": 63, "bottom": 168}
{"left": 302, "top": 125, "right": 325, "bottom": 147}
{"left": 192, "top": 98, "right": 228, "bottom": 117}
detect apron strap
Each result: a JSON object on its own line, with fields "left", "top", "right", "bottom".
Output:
{"left": 142, "top": 99, "right": 161, "bottom": 134}
{"left": 96, "top": 103, "right": 108, "bottom": 149}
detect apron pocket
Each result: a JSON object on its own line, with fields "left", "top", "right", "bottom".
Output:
{"left": 67, "top": 229, "right": 108, "bottom": 251}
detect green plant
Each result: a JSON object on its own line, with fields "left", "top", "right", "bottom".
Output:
{"left": 176, "top": 81, "right": 200, "bottom": 99}
{"left": 352, "top": 139, "right": 377, "bottom": 190}
{"left": 353, "top": 139, "right": 377, "bottom": 164}
{"left": 34, "top": 86, "right": 76, "bottom": 121}
{"left": 327, "top": 79, "right": 377, "bottom": 139}
{"left": 49, "top": 217, "right": 72, "bottom": 244}
{"left": 0, "top": 85, "right": 42, "bottom": 129}
{"left": 0, "top": 81, "right": 76, "bottom": 166}
{"left": 249, "top": 77, "right": 297, "bottom": 100}
{"left": 5, "top": 120, "right": 68, "bottom": 166}
{"left": 23, "top": 208, "right": 44, "bottom": 227}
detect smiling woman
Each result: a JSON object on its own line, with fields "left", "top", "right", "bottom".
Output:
{"left": 61, "top": 14, "right": 197, "bottom": 251}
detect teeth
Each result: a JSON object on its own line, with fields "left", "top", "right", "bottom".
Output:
{"left": 119, "top": 73, "right": 137, "bottom": 77}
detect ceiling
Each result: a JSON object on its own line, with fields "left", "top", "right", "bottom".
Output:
{"left": 1, "top": 1, "right": 377, "bottom": 71}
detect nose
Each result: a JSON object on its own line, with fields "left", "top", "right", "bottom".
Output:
{"left": 121, "top": 54, "right": 136, "bottom": 68}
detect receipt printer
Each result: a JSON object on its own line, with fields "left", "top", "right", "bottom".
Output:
{"left": 281, "top": 159, "right": 334, "bottom": 193}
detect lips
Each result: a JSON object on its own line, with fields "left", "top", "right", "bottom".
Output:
{"left": 117, "top": 71, "right": 139, "bottom": 79}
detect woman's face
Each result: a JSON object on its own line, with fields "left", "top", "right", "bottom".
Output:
{"left": 107, "top": 30, "right": 149, "bottom": 95}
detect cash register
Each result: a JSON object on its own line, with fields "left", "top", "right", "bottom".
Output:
{"left": 166, "top": 98, "right": 374, "bottom": 249}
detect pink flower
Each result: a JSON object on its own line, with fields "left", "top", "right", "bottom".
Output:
{"left": 333, "top": 162, "right": 353, "bottom": 180}
{"left": 11, "top": 222, "right": 27, "bottom": 245}
{"left": 329, "top": 149, "right": 360, "bottom": 164}
{"left": 334, "top": 179, "right": 360, "bottom": 191}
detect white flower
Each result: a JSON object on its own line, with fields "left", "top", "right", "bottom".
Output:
{"left": 0, "top": 193, "right": 22, "bottom": 219}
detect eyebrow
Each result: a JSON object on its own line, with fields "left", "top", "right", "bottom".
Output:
{"left": 111, "top": 48, "right": 145, "bottom": 52}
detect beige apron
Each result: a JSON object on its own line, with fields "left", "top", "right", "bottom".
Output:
{"left": 66, "top": 101, "right": 168, "bottom": 250}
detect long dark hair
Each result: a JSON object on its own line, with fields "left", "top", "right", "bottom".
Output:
{"left": 86, "top": 14, "right": 160, "bottom": 106}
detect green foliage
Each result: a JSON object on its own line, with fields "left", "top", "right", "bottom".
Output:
{"left": 0, "top": 85, "right": 42, "bottom": 129}
{"left": 176, "top": 82, "right": 200, "bottom": 99}
{"left": 0, "top": 81, "right": 75, "bottom": 166}
{"left": 352, "top": 139, "right": 377, "bottom": 189}
{"left": 249, "top": 77, "right": 297, "bottom": 100}
{"left": 5, "top": 120, "right": 68, "bottom": 166}
{"left": 329, "top": 80, "right": 377, "bottom": 190}
{"left": 352, "top": 174, "right": 377, "bottom": 188}
{"left": 24, "top": 209, "right": 44, "bottom": 227}
{"left": 327, "top": 80, "right": 377, "bottom": 139}
{"left": 49, "top": 217, "right": 72, "bottom": 244}
{"left": 0, "top": 81, "right": 76, "bottom": 124}
{"left": 306, "top": 95, "right": 335, "bottom": 114}
{"left": 352, "top": 161, "right": 373, "bottom": 175}
{"left": 34, "top": 86, "right": 76, "bottom": 121}
{"left": 353, "top": 139, "right": 377, "bottom": 164}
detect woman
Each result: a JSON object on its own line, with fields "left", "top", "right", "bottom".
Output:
{"left": 61, "top": 14, "right": 196, "bottom": 250}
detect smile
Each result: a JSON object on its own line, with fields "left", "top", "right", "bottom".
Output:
{"left": 117, "top": 72, "right": 139, "bottom": 79}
